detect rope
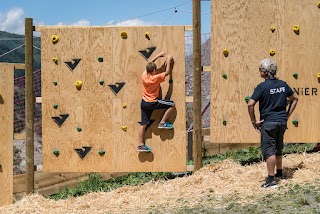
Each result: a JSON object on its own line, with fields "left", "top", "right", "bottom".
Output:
{"left": 0, "top": 44, "right": 25, "bottom": 58}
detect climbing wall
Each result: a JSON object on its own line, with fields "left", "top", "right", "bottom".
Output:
{"left": 211, "top": 0, "right": 320, "bottom": 143}
{"left": 0, "top": 63, "right": 14, "bottom": 206}
{"left": 39, "top": 26, "right": 186, "bottom": 172}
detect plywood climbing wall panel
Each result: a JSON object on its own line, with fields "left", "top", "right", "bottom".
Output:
{"left": 211, "top": 0, "right": 320, "bottom": 143}
{"left": 0, "top": 63, "right": 14, "bottom": 206}
{"left": 40, "top": 26, "right": 186, "bottom": 172}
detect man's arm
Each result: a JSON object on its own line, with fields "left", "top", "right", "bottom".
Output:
{"left": 149, "top": 52, "right": 166, "bottom": 63}
{"left": 164, "top": 55, "right": 173, "bottom": 77}
{"left": 287, "top": 93, "right": 298, "bottom": 119}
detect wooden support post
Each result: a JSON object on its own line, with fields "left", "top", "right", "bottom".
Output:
{"left": 192, "top": 0, "right": 203, "bottom": 170}
{"left": 25, "top": 18, "right": 34, "bottom": 194}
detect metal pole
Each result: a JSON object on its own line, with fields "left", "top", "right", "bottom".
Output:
{"left": 25, "top": 18, "right": 34, "bottom": 194}
{"left": 192, "top": 0, "right": 203, "bottom": 170}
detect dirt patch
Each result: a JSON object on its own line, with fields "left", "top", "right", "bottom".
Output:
{"left": 1, "top": 152, "right": 319, "bottom": 213}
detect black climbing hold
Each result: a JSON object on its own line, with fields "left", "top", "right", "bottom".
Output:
{"left": 108, "top": 82, "right": 125, "bottom": 95}
{"left": 52, "top": 114, "right": 69, "bottom": 127}
{"left": 139, "top": 47, "right": 156, "bottom": 61}
{"left": 65, "top": 58, "right": 81, "bottom": 71}
{"left": 169, "top": 79, "right": 173, "bottom": 84}
{"left": 98, "top": 57, "right": 103, "bottom": 62}
{"left": 75, "top": 147, "right": 91, "bottom": 159}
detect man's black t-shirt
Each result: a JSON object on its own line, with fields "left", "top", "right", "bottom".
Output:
{"left": 251, "top": 79, "right": 294, "bottom": 123}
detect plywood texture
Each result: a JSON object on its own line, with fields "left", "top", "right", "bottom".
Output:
{"left": 0, "top": 63, "right": 14, "bottom": 206}
{"left": 40, "top": 26, "right": 186, "bottom": 172}
{"left": 211, "top": 0, "right": 320, "bottom": 143}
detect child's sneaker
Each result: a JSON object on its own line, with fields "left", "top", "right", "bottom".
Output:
{"left": 158, "top": 122, "right": 173, "bottom": 129}
{"left": 261, "top": 180, "right": 278, "bottom": 188}
{"left": 137, "top": 145, "right": 152, "bottom": 152}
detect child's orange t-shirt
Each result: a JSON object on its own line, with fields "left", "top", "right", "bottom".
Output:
{"left": 142, "top": 70, "right": 166, "bottom": 102}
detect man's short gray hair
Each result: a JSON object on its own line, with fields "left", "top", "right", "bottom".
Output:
{"left": 260, "top": 58, "right": 277, "bottom": 78}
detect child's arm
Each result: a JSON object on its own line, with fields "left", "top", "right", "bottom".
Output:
{"left": 149, "top": 52, "right": 166, "bottom": 63}
{"left": 164, "top": 55, "right": 173, "bottom": 77}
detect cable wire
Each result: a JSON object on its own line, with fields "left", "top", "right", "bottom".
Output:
{"left": 0, "top": 44, "right": 25, "bottom": 58}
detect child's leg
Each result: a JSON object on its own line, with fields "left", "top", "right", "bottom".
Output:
{"left": 160, "top": 106, "right": 176, "bottom": 124}
{"left": 138, "top": 124, "right": 147, "bottom": 146}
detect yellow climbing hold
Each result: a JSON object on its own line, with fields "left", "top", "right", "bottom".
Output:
{"left": 293, "top": 25, "right": 299, "bottom": 34}
{"left": 270, "top": 26, "right": 276, "bottom": 32}
{"left": 52, "top": 58, "right": 58, "bottom": 64}
{"left": 269, "top": 50, "right": 276, "bottom": 56}
{"left": 317, "top": 2, "right": 320, "bottom": 8}
{"left": 121, "top": 126, "right": 127, "bottom": 131}
{"left": 223, "top": 49, "right": 229, "bottom": 57}
{"left": 145, "top": 32, "right": 150, "bottom": 40}
{"left": 317, "top": 73, "right": 320, "bottom": 78}
{"left": 122, "top": 103, "right": 127, "bottom": 108}
{"left": 51, "top": 35, "right": 59, "bottom": 44}
{"left": 75, "top": 80, "right": 83, "bottom": 88}
{"left": 121, "top": 31, "right": 127, "bottom": 39}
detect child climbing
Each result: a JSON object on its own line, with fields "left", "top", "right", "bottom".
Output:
{"left": 137, "top": 52, "right": 175, "bottom": 152}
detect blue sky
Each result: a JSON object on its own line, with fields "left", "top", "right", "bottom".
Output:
{"left": 0, "top": 0, "right": 211, "bottom": 35}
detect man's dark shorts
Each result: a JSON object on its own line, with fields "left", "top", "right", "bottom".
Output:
{"left": 260, "top": 122, "right": 287, "bottom": 160}
{"left": 141, "top": 99, "right": 174, "bottom": 126}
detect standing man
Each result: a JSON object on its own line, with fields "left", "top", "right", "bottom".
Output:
{"left": 247, "top": 58, "right": 298, "bottom": 188}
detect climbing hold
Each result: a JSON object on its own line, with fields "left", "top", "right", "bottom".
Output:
{"left": 245, "top": 96, "right": 251, "bottom": 103}
{"left": 121, "top": 126, "right": 128, "bottom": 131}
{"left": 222, "top": 120, "right": 227, "bottom": 126}
{"left": 139, "top": 47, "right": 156, "bottom": 61}
{"left": 293, "top": 73, "right": 298, "bottom": 79}
{"left": 122, "top": 103, "right": 127, "bottom": 108}
{"left": 53, "top": 81, "right": 58, "bottom": 85}
{"left": 75, "top": 147, "right": 91, "bottom": 159}
{"left": 222, "top": 73, "right": 227, "bottom": 79}
{"left": 270, "top": 26, "right": 276, "bottom": 33}
{"left": 52, "top": 58, "right": 58, "bottom": 64}
{"left": 318, "top": 2, "right": 320, "bottom": 8}
{"left": 98, "top": 57, "right": 103, "bottom": 62}
{"left": 52, "top": 114, "right": 69, "bottom": 127}
{"left": 53, "top": 149, "right": 60, "bottom": 156}
{"left": 269, "top": 50, "right": 276, "bottom": 56}
{"left": 121, "top": 31, "right": 128, "bottom": 39}
{"left": 77, "top": 127, "right": 82, "bottom": 132}
{"left": 293, "top": 25, "right": 299, "bottom": 35}
{"left": 292, "top": 120, "right": 299, "bottom": 127}
{"left": 98, "top": 150, "right": 106, "bottom": 155}
{"left": 223, "top": 49, "right": 229, "bottom": 57}
{"left": 169, "top": 79, "right": 173, "bottom": 84}
{"left": 53, "top": 104, "right": 59, "bottom": 109}
{"left": 51, "top": 35, "right": 59, "bottom": 44}
{"left": 99, "top": 80, "right": 105, "bottom": 85}
{"left": 65, "top": 59, "right": 81, "bottom": 71}
{"left": 108, "top": 82, "right": 125, "bottom": 95}
{"left": 317, "top": 73, "right": 320, "bottom": 78}
{"left": 145, "top": 32, "right": 150, "bottom": 40}
{"left": 75, "top": 80, "right": 83, "bottom": 89}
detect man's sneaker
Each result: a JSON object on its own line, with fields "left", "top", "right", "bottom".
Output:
{"left": 261, "top": 180, "right": 278, "bottom": 188}
{"left": 137, "top": 145, "right": 152, "bottom": 152}
{"left": 158, "top": 122, "right": 173, "bottom": 129}
{"left": 275, "top": 174, "right": 286, "bottom": 180}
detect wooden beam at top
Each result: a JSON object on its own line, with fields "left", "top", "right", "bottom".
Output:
{"left": 184, "top": 25, "right": 193, "bottom": 31}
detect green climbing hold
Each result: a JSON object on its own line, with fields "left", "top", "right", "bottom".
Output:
{"left": 292, "top": 120, "right": 299, "bottom": 126}
{"left": 245, "top": 96, "right": 251, "bottom": 103}
{"left": 222, "top": 120, "right": 227, "bottom": 126}
{"left": 98, "top": 57, "right": 103, "bottom": 62}
{"left": 222, "top": 73, "right": 227, "bottom": 79}
{"left": 53, "top": 149, "right": 60, "bottom": 156}
{"left": 53, "top": 104, "right": 58, "bottom": 109}
{"left": 53, "top": 81, "right": 58, "bottom": 85}
{"left": 99, "top": 150, "right": 106, "bottom": 155}
{"left": 77, "top": 127, "right": 82, "bottom": 132}
{"left": 293, "top": 73, "right": 298, "bottom": 79}
{"left": 99, "top": 80, "right": 105, "bottom": 85}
